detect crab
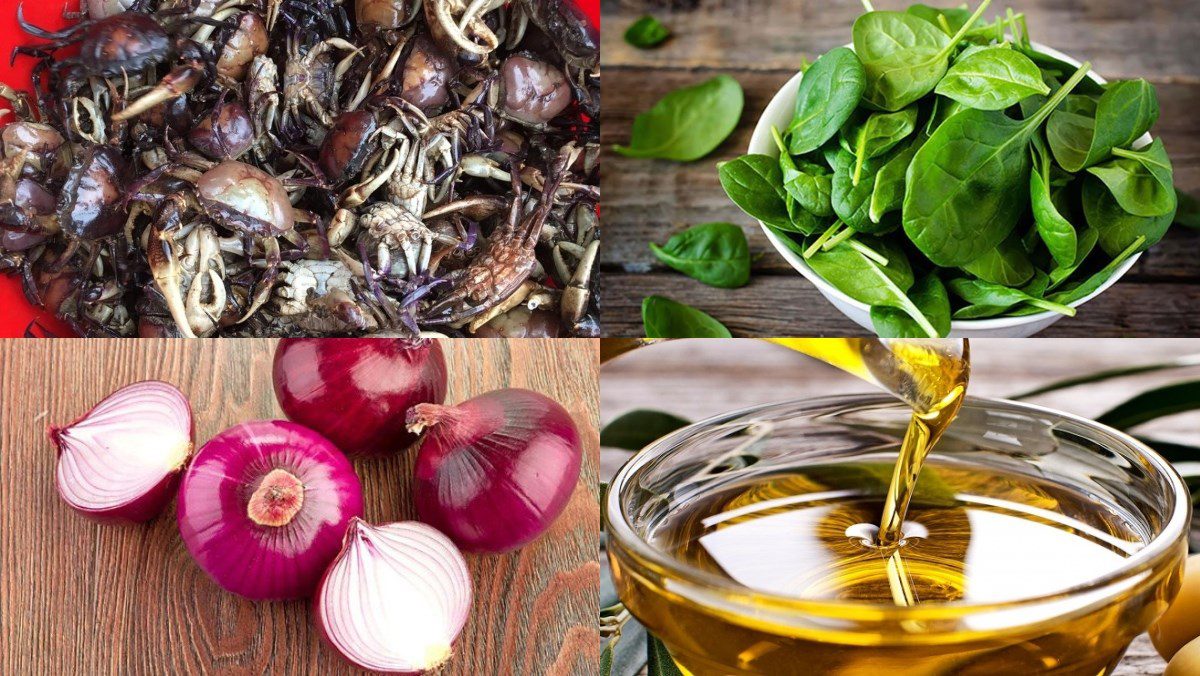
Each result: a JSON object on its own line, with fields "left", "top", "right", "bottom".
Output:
{"left": 358, "top": 201, "right": 458, "bottom": 280}
{"left": 273, "top": 258, "right": 379, "bottom": 334}
{"left": 424, "top": 0, "right": 505, "bottom": 59}
{"left": 146, "top": 222, "right": 227, "bottom": 336}
{"left": 281, "top": 35, "right": 362, "bottom": 136}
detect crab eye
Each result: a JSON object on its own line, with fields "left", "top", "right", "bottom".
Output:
{"left": 501, "top": 54, "right": 572, "bottom": 126}
{"left": 196, "top": 160, "right": 294, "bottom": 235}
{"left": 400, "top": 35, "right": 453, "bottom": 110}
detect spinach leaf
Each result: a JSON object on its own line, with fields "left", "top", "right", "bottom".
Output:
{"left": 784, "top": 194, "right": 830, "bottom": 235}
{"left": 718, "top": 154, "right": 791, "bottom": 229}
{"left": 1018, "top": 46, "right": 1106, "bottom": 95}
{"left": 1030, "top": 136, "right": 1078, "bottom": 266}
{"left": 871, "top": 272, "right": 951, "bottom": 337}
{"left": 934, "top": 47, "right": 1049, "bottom": 111}
{"left": 624, "top": 15, "right": 671, "bottom": 49}
{"left": 642, "top": 296, "right": 733, "bottom": 338}
{"left": 853, "top": 1, "right": 992, "bottom": 112}
{"left": 788, "top": 47, "right": 868, "bottom": 156}
{"left": 831, "top": 148, "right": 899, "bottom": 234}
{"left": 870, "top": 136, "right": 924, "bottom": 223}
{"left": 949, "top": 278, "right": 1076, "bottom": 317}
{"left": 614, "top": 75, "right": 744, "bottom": 161}
{"left": 962, "top": 233, "right": 1035, "bottom": 286}
{"left": 1178, "top": 189, "right": 1200, "bottom": 229}
{"left": 926, "top": 95, "right": 967, "bottom": 135}
{"left": 840, "top": 106, "right": 919, "bottom": 184}
{"left": 807, "top": 237, "right": 938, "bottom": 337}
{"left": 649, "top": 223, "right": 751, "bottom": 288}
{"left": 1082, "top": 175, "right": 1175, "bottom": 256}
{"left": 1045, "top": 235, "right": 1145, "bottom": 305}
{"left": 903, "top": 63, "right": 1092, "bottom": 266}
{"left": 773, "top": 127, "right": 834, "bottom": 217}
{"left": 1048, "top": 226, "right": 1099, "bottom": 289}
{"left": 905, "top": 4, "right": 981, "bottom": 35}
{"left": 1047, "top": 79, "right": 1160, "bottom": 172}
{"left": 1086, "top": 139, "right": 1176, "bottom": 217}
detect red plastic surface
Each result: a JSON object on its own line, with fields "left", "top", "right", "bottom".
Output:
{"left": 0, "top": 0, "right": 599, "bottom": 337}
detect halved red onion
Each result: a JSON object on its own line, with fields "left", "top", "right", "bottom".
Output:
{"left": 273, "top": 338, "right": 448, "bottom": 457}
{"left": 407, "top": 388, "right": 583, "bottom": 552}
{"left": 51, "top": 380, "right": 193, "bottom": 522}
{"left": 177, "top": 420, "right": 364, "bottom": 600}
{"left": 316, "top": 519, "right": 472, "bottom": 673}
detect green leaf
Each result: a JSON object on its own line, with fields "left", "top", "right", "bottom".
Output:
{"left": 649, "top": 223, "right": 751, "bottom": 288}
{"left": 600, "top": 642, "right": 614, "bottom": 676}
{"left": 934, "top": 47, "right": 1050, "bottom": 111}
{"left": 831, "top": 147, "right": 901, "bottom": 234}
{"left": 1176, "top": 189, "right": 1200, "bottom": 229}
{"left": 962, "top": 233, "right": 1035, "bottom": 287}
{"left": 1030, "top": 136, "right": 1078, "bottom": 267}
{"left": 787, "top": 47, "right": 867, "bottom": 156}
{"left": 905, "top": 4, "right": 981, "bottom": 34}
{"left": 839, "top": 106, "right": 920, "bottom": 184}
{"left": 1083, "top": 176, "right": 1174, "bottom": 257}
{"left": 601, "top": 409, "right": 692, "bottom": 451}
{"left": 1087, "top": 139, "right": 1177, "bottom": 218}
{"left": 1135, "top": 437, "right": 1200, "bottom": 464}
{"left": 1010, "top": 353, "right": 1200, "bottom": 399}
{"left": 949, "top": 277, "right": 1076, "bottom": 318}
{"left": 773, "top": 127, "right": 835, "bottom": 218}
{"left": 1045, "top": 235, "right": 1145, "bottom": 306}
{"left": 808, "top": 237, "right": 938, "bottom": 337}
{"left": 1097, "top": 380, "right": 1200, "bottom": 430}
{"left": 642, "top": 296, "right": 732, "bottom": 338}
{"left": 647, "top": 635, "right": 685, "bottom": 676}
{"left": 718, "top": 154, "right": 791, "bottom": 229}
{"left": 614, "top": 76, "right": 744, "bottom": 161}
{"left": 1047, "top": 79, "right": 1160, "bottom": 173}
{"left": 624, "top": 15, "right": 670, "bottom": 49}
{"left": 871, "top": 272, "right": 951, "bottom": 337}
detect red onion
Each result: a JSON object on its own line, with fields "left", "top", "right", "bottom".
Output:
{"left": 176, "top": 420, "right": 364, "bottom": 600}
{"left": 273, "top": 338, "right": 448, "bottom": 457}
{"left": 406, "top": 388, "right": 582, "bottom": 552}
{"left": 316, "top": 519, "right": 472, "bottom": 673}
{"left": 50, "top": 380, "right": 193, "bottom": 522}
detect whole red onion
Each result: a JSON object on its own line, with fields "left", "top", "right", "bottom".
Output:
{"left": 273, "top": 338, "right": 448, "bottom": 457}
{"left": 176, "top": 420, "right": 364, "bottom": 600}
{"left": 51, "top": 380, "right": 193, "bottom": 522}
{"left": 315, "top": 519, "right": 472, "bottom": 673}
{"left": 406, "top": 388, "right": 582, "bottom": 552}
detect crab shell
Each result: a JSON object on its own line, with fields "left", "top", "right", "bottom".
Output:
{"left": 59, "top": 145, "right": 128, "bottom": 240}
{"left": 196, "top": 161, "right": 294, "bottom": 235}
{"left": 81, "top": 13, "right": 171, "bottom": 77}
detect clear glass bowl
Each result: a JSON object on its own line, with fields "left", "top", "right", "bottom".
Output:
{"left": 605, "top": 395, "right": 1190, "bottom": 675}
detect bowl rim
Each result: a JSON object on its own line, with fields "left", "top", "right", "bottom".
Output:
{"left": 749, "top": 42, "right": 1145, "bottom": 332}
{"left": 605, "top": 393, "right": 1189, "bottom": 620}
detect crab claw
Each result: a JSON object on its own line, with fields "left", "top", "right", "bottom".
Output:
{"left": 113, "top": 61, "right": 204, "bottom": 122}
{"left": 146, "top": 222, "right": 197, "bottom": 338}
{"left": 561, "top": 238, "right": 597, "bottom": 325}
{"left": 239, "top": 236, "right": 280, "bottom": 322}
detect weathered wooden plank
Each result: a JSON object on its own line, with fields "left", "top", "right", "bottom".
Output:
{"left": 600, "top": 274, "right": 1200, "bottom": 336}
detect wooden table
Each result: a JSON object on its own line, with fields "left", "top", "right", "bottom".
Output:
{"left": 600, "top": 0, "right": 1200, "bottom": 337}
{"left": 601, "top": 338, "right": 1200, "bottom": 674}
{"left": 0, "top": 339, "right": 599, "bottom": 675}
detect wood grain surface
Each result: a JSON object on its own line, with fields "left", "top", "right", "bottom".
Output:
{"left": 601, "top": 338, "right": 1200, "bottom": 675}
{"left": 0, "top": 339, "right": 600, "bottom": 675}
{"left": 599, "top": 0, "right": 1200, "bottom": 337}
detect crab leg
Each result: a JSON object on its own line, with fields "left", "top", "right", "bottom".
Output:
{"left": 113, "top": 61, "right": 204, "bottom": 121}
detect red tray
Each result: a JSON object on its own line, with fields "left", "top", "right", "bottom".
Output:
{"left": 0, "top": 0, "right": 600, "bottom": 337}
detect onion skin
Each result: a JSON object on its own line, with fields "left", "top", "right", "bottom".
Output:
{"left": 315, "top": 519, "right": 472, "bottom": 673}
{"left": 51, "top": 380, "right": 193, "bottom": 523}
{"left": 408, "top": 388, "right": 582, "bottom": 552}
{"left": 273, "top": 338, "right": 448, "bottom": 457}
{"left": 177, "top": 420, "right": 364, "bottom": 600}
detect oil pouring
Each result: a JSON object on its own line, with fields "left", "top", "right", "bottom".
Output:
{"left": 604, "top": 339, "right": 1189, "bottom": 675}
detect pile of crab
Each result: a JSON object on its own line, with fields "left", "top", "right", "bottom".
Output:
{"left": 0, "top": 0, "right": 599, "bottom": 337}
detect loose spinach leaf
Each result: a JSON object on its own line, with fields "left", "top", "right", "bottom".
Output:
{"left": 1030, "top": 136, "right": 1078, "bottom": 266}
{"left": 831, "top": 148, "right": 899, "bottom": 234}
{"left": 1047, "top": 79, "right": 1160, "bottom": 172}
{"left": 718, "top": 154, "right": 791, "bottom": 229}
{"left": 1177, "top": 189, "right": 1200, "bottom": 229}
{"left": 624, "top": 15, "right": 671, "bottom": 49}
{"left": 949, "top": 278, "right": 1076, "bottom": 317}
{"left": 870, "top": 136, "right": 923, "bottom": 223}
{"left": 1086, "top": 139, "right": 1176, "bottom": 217}
{"left": 642, "top": 296, "right": 733, "bottom": 338}
{"left": 840, "top": 106, "right": 919, "bottom": 184}
{"left": 807, "top": 237, "right": 938, "bottom": 337}
{"left": 601, "top": 410, "right": 692, "bottom": 450}
{"left": 871, "top": 272, "right": 951, "bottom": 337}
{"left": 935, "top": 47, "right": 1049, "bottom": 111}
{"left": 962, "top": 233, "right": 1035, "bottom": 286}
{"left": 1082, "top": 176, "right": 1174, "bottom": 256}
{"left": 853, "top": 1, "right": 992, "bottom": 111}
{"left": 903, "top": 63, "right": 1092, "bottom": 266}
{"left": 649, "top": 222, "right": 751, "bottom": 288}
{"left": 614, "top": 75, "right": 744, "bottom": 161}
{"left": 788, "top": 47, "right": 868, "bottom": 156}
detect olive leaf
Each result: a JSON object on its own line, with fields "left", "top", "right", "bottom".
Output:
{"left": 934, "top": 47, "right": 1049, "bottom": 111}
{"left": 624, "top": 15, "right": 670, "bottom": 49}
{"left": 1086, "top": 139, "right": 1176, "bottom": 218}
{"left": 614, "top": 75, "right": 744, "bottom": 161}
{"left": 1047, "top": 79, "right": 1160, "bottom": 173}
{"left": 1096, "top": 380, "right": 1200, "bottom": 430}
{"left": 601, "top": 410, "right": 691, "bottom": 451}
{"left": 852, "top": 0, "right": 992, "bottom": 112}
{"left": 1083, "top": 176, "right": 1174, "bottom": 257}
{"left": 649, "top": 222, "right": 751, "bottom": 288}
{"left": 718, "top": 154, "right": 791, "bottom": 230}
{"left": 787, "top": 47, "right": 867, "bottom": 156}
{"left": 871, "top": 272, "right": 951, "bottom": 338}
{"left": 642, "top": 296, "right": 732, "bottom": 338}
{"left": 646, "top": 635, "right": 685, "bottom": 676}
{"left": 903, "top": 63, "right": 1093, "bottom": 266}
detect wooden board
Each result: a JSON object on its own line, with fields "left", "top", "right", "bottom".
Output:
{"left": 600, "top": 0, "right": 1200, "bottom": 337}
{"left": 0, "top": 339, "right": 600, "bottom": 675}
{"left": 600, "top": 337, "right": 1200, "bottom": 674}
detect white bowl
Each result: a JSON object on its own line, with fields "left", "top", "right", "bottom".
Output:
{"left": 750, "top": 43, "right": 1145, "bottom": 338}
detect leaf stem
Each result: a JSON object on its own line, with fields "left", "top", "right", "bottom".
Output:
{"left": 824, "top": 225, "right": 858, "bottom": 253}
{"left": 804, "top": 221, "right": 843, "bottom": 258}
{"left": 845, "top": 237, "right": 889, "bottom": 266}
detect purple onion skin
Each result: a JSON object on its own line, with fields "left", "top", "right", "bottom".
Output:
{"left": 412, "top": 389, "right": 582, "bottom": 553}
{"left": 273, "top": 338, "right": 448, "bottom": 457}
{"left": 177, "top": 420, "right": 364, "bottom": 600}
